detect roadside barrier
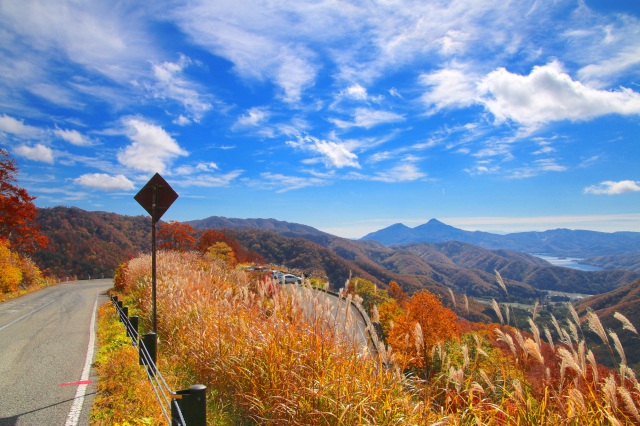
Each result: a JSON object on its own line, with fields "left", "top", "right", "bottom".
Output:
{"left": 109, "top": 295, "right": 206, "bottom": 426}
{"left": 277, "top": 278, "right": 389, "bottom": 365}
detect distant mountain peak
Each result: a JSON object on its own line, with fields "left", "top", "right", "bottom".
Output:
{"left": 418, "top": 218, "right": 455, "bottom": 229}
{"left": 388, "top": 223, "right": 411, "bottom": 229}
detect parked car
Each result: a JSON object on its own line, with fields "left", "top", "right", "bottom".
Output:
{"left": 281, "top": 274, "right": 302, "bottom": 284}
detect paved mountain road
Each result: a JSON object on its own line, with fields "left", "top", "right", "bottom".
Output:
{"left": 0, "top": 279, "right": 112, "bottom": 426}
{"left": 281, "top": 284, "right": 384, "bottom": 359}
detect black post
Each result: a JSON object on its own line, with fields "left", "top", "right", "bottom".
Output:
{"left": 171, "top": 384, "right": 207, "bottom": 426}
{"left": 129, "top": 315, "right": 139, "bottom": 342}
{"left": 152, "top": 185, "right": 158, "bottom": 334}
{"left": 139, "top": 332, "right": 157, "bottom": 376}
{"left": 122, "top": 306, "right": 128, "bottom": 324}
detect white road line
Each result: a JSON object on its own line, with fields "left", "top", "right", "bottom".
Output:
{"left": 65, "top": 293, "right": 98, "bottom": 426}
{"left": 0, "top": 299, "right": 55, "bottom": 332}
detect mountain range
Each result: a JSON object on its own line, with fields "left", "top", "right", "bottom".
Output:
{"left": 32, "top": 208, "right": 640, "bottom": 322}
{"left": 362, "top": 218, "right": 640, "bottom": 258}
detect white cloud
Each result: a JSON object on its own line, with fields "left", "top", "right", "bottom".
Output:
{"left": 464, "top": 160, "right": 500, "bottom": 176}
{"left": 345, "top": 84, "right": 368, "bottom": 100}
{"left": 13, "top": 144, "right": 54, "bottom": 163}
{"left": 173, "top": 162, "right": 219, "bottom": 175}
{"left": 275, "top": 53, "right": 316, "bottom": 102}
{"left": 175, "top": 170, "right": 243, "bottom": 187}
{"left": 506, "top": 158, "right": 567, "bottom": 179}
{"left": 173, "top": 115, "right": 192, "bottom": 126}
{"left": 234, "top": 107, "right": 270, "bottom": 128}
{"left": 287, "top": 134, "right": 360, "bottom": 169}
{"left": 0, "top": 115, "right": 42, "bottom": 138}
{"left": 0, "top": 0, "right": 158, "bottom": 84}
{"left": 259, "top": 172, "right": 326, "bottom": 192}
{"left": 151, "top": 55, "right": 212, "bottom": 122}
{"left": 314, "top": 139, "right": 360, "bottom": 169}
{"left": 28, "top": 83, "right": 83, "bottom": 109}
{"left": 73, "top": 173, "right": 135, "bottom": 191}
{"left": 420, "top": 68, "right": 478, "bottom": 112}
{"left": 54, "top": 128, "right": 93, "bottom": 146}
{"left": 117, "top": 119, "right": 188, "bottom": 173}
{"left": 389, "top": 88, "right": 402, "bottom": 98}
{"left": 172, "top": 3, "right": 317, "bottom": 103}
{"left": 439, "top": 30, "right": 469, "bottom": 55}
{"left": 479, "top": 61, "right": 640, "bottom": 129}
{"left": 373, "top": 158, "right": 426, "bottom": 182}
{"left": 584, "top": 180, "right": 640, "bottom": 195}
{"left": 331, "top": 108, "right": 404, "bottom": 129}
{"left": 578, "top": 45, "right": 640, "bottom": 87}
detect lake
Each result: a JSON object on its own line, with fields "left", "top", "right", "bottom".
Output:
{"left": 532, "top": 254, "right": 603, "bottom": 272}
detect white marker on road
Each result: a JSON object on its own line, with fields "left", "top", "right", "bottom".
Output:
{"left": 65, "top": 293, "right": 98, "bottom": 426}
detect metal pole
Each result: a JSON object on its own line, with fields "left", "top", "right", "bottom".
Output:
{"left": 152, "top": 185, "right": 158, "bottom": 334}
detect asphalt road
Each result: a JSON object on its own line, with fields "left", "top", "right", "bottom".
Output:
{"left": 0, "top": 279, "right": 112, "bottom": 426}
{"left": 282, "top": 284, "right": 382, "bottom": 358}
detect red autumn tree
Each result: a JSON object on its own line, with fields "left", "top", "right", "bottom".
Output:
{"left": 387, "top": 290, "right": 458, "bottom": 375}
{"left": 387, "top": 281, "right": 409, "bottom": 307}
{"left": 196, "top": 229, "right": 228, "bottom": 253}
{"left": 158, "top": 221, "right": 196, "bottom": 251}
{"left": 0, "top": 149, "right": 48, "bottom": 254}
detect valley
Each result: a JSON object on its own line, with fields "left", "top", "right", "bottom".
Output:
{"left": 32, "top": 207, "right": 640, "bottom": 325}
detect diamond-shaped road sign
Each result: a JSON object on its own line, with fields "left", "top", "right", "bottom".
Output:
{"left": 134, "top": 173, "right": 178, "bottom": 222}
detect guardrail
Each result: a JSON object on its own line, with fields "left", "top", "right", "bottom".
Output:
{"left": 109, "top": 295, "right": 206, "bottom": 426}
{"left": 275, "top": 277, "right": 388, "bottom": 364}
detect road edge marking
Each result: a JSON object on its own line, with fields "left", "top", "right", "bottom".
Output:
{"left": 64, "top": 293, "right": 98, "bottom": 426}
{"left": 0, "top": 299, "right": 55, "bottom": 332}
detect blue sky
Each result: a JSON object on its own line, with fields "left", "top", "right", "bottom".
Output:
{"left": 1, "top": 0, "right": 639, "bottom": 238}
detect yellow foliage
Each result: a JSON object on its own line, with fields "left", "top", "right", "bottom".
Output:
{"left": 0, "top": 239, "right": 22, "bottom": 293}
{"left": 18, "top": 255, "right": 42, "bottom": 287}
{"left": 206, "top": 241, "right": 236, "bottom": 265}
{"left": 91, "top": 305, "right": 166, "bottom": 425}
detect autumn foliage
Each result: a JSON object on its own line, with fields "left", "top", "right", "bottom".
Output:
{"left": 0, "top": 239, "right": 22, "bottom": 292}
{"left": 0, "top": 149, "right": 48, "bottom": 254}
{"left": 157, "top": 220, "right": 196, "bottom": 251}
{"left": 386, "top": 290, "right": 458, "bottom": 374}
{"left": 0, "top": 150, "right": 48, "bottom": 295}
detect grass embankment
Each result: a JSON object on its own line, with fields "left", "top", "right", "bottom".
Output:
{"left": 96, "top": 250, "right": 640, "bottom": 425}
{"left": 90, "top": 303, "right": 166, "bottom": 425}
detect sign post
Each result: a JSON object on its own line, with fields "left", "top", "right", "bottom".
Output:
{"left": 134, "top": 173, "right": 178, "bottom": 333}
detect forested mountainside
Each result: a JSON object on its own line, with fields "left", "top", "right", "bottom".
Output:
{"left": 33, "top": 207, "right": 151, "bottom": 278}
{"left": 363, "top": 218, "right": 640, "bottom": 258}
{"left": 227, "top": 229, "right": 639, "bottom": 303}
{"left": 582, "top": 254, "right": 640, "bottom": 273}
{"left": 187, "top": 216, "right": 327, "bottom": 237}
{"left": 32, "top": 207, "right": 639, "bottom": 310}
{"left": 397, "top": 242, "right": 640, "bottom": 296}
{"left": 575, "top": 278, "right": 640, "bottom": 371}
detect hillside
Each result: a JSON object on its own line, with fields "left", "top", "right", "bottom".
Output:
{"left": 34, "top": 207, "right": 151, "bottom": 278}
{"left": 362, "top": 218, "right": 640, "bottom": 258}
{"left": 31, "top": 208, "right": 639, "bottom": 315}
{"left": 187, "top": 216, "right": 328, "bottom": 237}
{"left": 581, "top": 254, "right": 640, "bottom": 273}
{"left": 399, "top": 241, "right": 639, "bottom": 296}
{"left": 575, "top": 278, "right": 640, "bottom": 371}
